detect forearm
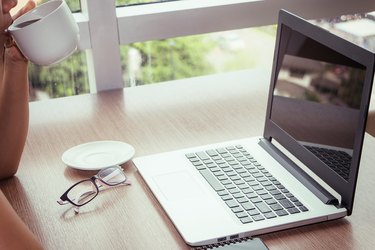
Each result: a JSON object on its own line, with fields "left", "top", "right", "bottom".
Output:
{"left": 0, "top": 189, "right": 43, "bottom": 249}
{"left": 0, "top": 56, "right": 29, "bottom": 179}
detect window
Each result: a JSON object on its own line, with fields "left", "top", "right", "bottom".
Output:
{"left": 121, "top": 26, "right": 276, "bottom": 87}
{"left": 19, "top": 0, "right": 374, "bottom": 101}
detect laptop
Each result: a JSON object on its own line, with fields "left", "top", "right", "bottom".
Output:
{"left": 133, "top": 9, "right": 375, "bottom": 246}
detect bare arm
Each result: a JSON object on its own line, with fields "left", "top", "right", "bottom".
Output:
{"left": 0, "top": 190, "right": 42, "bottom": 249}
{"left": 0, "top": 1, "right": 42, "bottom": 249}
{"left": 0, "top": 0, "right": 35, "bottom": 179}
{"left": 0, "top": 47, "right": 29, "bottom": 179}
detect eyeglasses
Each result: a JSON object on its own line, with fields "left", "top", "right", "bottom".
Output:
{"left": 57, "top": 165, "right": 130, "bottom": 213}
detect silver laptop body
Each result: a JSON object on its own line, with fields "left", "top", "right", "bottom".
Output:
{"left": 133, "top": 10, "right": 375, "bottom": 246}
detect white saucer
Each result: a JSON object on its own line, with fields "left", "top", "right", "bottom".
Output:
{"left": 62, "top": 141, "right": 135, "bottom": 170}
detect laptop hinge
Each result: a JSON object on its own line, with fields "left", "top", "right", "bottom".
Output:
{"left": 259, "top": 138, "right": 338, "bottom": 205}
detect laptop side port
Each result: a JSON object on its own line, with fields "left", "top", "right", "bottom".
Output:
{"left": 217, "top": 237, "right": 227, "bottom": 242}
{"left": 230, "top": 234, "right": 239, "bottom": 240}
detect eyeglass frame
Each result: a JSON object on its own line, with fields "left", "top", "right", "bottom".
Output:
{"left": 57, "top": 165, "right": 130, "bottom": 211}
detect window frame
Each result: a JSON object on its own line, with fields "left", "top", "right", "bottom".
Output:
{"left": 75, "top": 0, "right": 375, "bottom": 92}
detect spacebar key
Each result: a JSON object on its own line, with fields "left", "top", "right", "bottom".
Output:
{"left": 199, "top": 169, "right": 224, "bottom": 191}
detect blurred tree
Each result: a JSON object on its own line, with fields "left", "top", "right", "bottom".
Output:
{"left": 125, "top": 36, "right": 214, "bottom": 85}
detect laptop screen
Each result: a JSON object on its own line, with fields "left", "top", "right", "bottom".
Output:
{"left": 264, "top": 10, "right": 374, "bottom": 214}
{"left": 271, "top": 34, "right": 366, "bottom": 182}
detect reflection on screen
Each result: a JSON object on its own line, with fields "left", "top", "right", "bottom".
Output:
{"left": 270, "top": 27, "right": 366, "bottom": 181}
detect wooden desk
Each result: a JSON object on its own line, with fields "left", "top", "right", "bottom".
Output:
{"left": 1, "top": 69, "right": 375, "bottom": 249}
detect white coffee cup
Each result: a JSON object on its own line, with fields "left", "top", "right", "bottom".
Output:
{"left": 8, "top": 0, "right": 79, "bottom": 66}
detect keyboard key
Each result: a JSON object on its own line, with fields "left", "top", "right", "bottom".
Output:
{"left": 256, "top": 189, "right": 268, "bottom": 195}
{"left": 270, "top": 190, "right": 281, "bottom": 196}
{"left": 252, "top": 214, "right": 265, "bottom": 221}
{"left": 206, "top": 149, "right": 218, "bottom": 157}
{"left": 256, "top": 176, "right": 268, "bottom": 182}
{"left": 299, "top": 206, "right": 309, "bottom": 212}
{"left": 225, "top": 183, "right": 236, "bottom": 189}
{"left": 290, "top": 197, "right": 299, "bottom": 202}
{"left": 217, "top": 190, "right": 228, "bottom": 196}
{"left": 246, "top": 192, "right": 258, "bottom": 199}
{"left": 274, "top": 194, "right": 286, "bottom": 200}
{"left": 265, "top": 185, "right": 277, "bottom": 191}
{"left": 233, "top": 193, "right": 245, "bottom": 199}
{"left": 260, "top": 194, "right": 272, "bottom": 200}
{"left": 221, "top": 180, "right": 232, "bottom": 186}
{"left": 221, "top": 194, "right": 233, "bottom": 201}
{"left": 270, "top": 203, "right": 283, "bottom": 211}
{"left": 232, "top": 207, "right": 244, "bottom": 213}
{"left": 287, "top": 208, "right": 300, "bottom": 214}
{"left": 276, "top": 210, "right": 288, "bottom": 216}
{"left": 252, "top": 185, "right": 263, "bottom": 191}
{"left": 229, "top": 175, "right": 241, "bottom": 181}
{"left": 279, "top": 199, "right": 295, "bottom": 209}
{"left": 265, "top": 198, "right": 277, "bottom": 205}
{"left": 238, "top": 184, "right": 249, "bottom": 190}
{"left": 234, "top": 180, "right": 245, "bottom": 185}
{"left": 264, "top": 212, "right": 277, "bottom": 219}
{"left": 228, "top": 188, "right": 241, "bottom": 194}
{"left": 226, "top": 200, "right": 239, "bottom": 208}
{"left": 242, "top": 202, "right": 255, "bottom": 210}
{"left": 185, "top": 153, "right": 196, "bottom": 159}
{"left": 255, "top": 202, "right": 271, "bottom": 214}
{"left": 250, "top": 197, "right": 262, "bottom": 203}
{"left": 294, "top": 201, "right": 303, "bottom": 207}
{"left": 217, "top": 175, "right": 228, "bottom": 181}
{"left": 237, "top": 197, "right": 247, "bottom": 203}
{"left": 199, "top": 169, "right": 224, "bottom": 191}
{"left": 195, "top": 164, "right": 206, "bottom": 170}
{"left": 240, "top": 217, "right": 253, "bottom": 224}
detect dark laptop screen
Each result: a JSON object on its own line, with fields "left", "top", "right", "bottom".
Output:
{"left": 270, "top": 29, "right": 366, "bottom": 181}
{"left": 264, "top": 10, "right": 374, "bottom": 215}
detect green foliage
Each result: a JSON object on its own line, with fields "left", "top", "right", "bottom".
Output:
{"left": 29, "top": 52, "right": 89, "bottom": 100}
{"left": 116, "top": 0, "right": 158, "bottom": 6}
{"left": 126, "top": 36, "right": 214, "bottom": 85}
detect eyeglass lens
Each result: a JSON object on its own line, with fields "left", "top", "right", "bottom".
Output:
{"left": 67, "top": 180, "right": 98, "bottom": 206}
{"left": 98, "top": 166, "right": 127, "bottom": 185}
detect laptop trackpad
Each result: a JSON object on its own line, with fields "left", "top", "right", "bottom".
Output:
{"left": 153, "top": 172, "right": 205, "bottom": 201}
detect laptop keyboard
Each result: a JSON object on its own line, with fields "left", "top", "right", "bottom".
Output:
{"left": 305, "top": 145, "right": 351, "bottom": 181}
{"left": 186, "top": 145, "right": 308, "bottom": 224}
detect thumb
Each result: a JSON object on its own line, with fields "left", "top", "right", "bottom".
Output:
{"left": 12, "top": 0, "right": 36, "bottom": 20}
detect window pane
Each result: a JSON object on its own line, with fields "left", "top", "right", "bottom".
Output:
{"left": 39, "top": 0, "right": 81, "bottom": 12}
{"left": 312, "top": 11, "right": 375, "bottom": 52}
{"left": 120, "top": 26, "right": 276, "bottom": 87}
{"left": 29, "top": 51, "right": 90, "bottom": 101}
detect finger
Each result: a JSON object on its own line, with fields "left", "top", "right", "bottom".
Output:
{"left": 12, "top": 0, "right": 35, "bottom": 20}
{"left": 4, "top": 35, "right": 27, "bottom": 63}
{"left": 2, "top": 0, "right": 17, "bottom": 14}
{"left": 4, "top": 35, "right": 15, "bottom": 48}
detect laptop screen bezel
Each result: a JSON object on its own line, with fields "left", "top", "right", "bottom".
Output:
{"left": 263, "top": 9, "right": 375, "bottom": 215}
